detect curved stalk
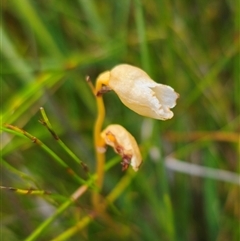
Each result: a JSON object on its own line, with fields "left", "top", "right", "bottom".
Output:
{"left": 92, "top": 73, "right": 109, "bottom": 209}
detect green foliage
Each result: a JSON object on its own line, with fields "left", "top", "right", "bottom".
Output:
{"left": 1, "top": 0, "right": 239, "bottom": 240}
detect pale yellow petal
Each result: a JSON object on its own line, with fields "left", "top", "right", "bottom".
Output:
{"left": 101, "top": 124, "right": 142, "bottom": 171}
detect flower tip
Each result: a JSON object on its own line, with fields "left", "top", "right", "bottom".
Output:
{"left": 96, "top": 71, "right": 111, "bottom": 96}
{"left": 97, "top": 71, "right": 110, "bottom": 83}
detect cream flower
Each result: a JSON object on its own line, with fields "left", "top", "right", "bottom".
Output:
{"left": 97, "top": 64, "right": 179, "bottom": 120}
{"left": 101, "top": 124, "right": 142, "bottom": 171}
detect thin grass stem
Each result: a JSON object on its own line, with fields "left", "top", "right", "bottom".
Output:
{"left": 25, "top": 185, "right": 88, "bottom": 241}
{"left": 50, "top": 169, "right": 136, "bottom": 241}
{"left": 39, "top": 107, "right": 89, "bottom": 172}
{"left": 4, "top": 124, "right": 85, "bottom": 185}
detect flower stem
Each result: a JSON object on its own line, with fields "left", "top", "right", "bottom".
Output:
{"left": 92, "top": 76, "right": 108, "bottom": 209}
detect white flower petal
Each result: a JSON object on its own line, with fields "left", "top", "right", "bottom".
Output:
{"left": 107, "top": 64, "right": 179, "bottom": 120}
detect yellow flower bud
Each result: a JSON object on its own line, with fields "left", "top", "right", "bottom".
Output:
{"left": 97, "top": 64, "right": 179, "bottom": 120}
{"left": 101, "top": 124, "right": 142, "bottom": 171}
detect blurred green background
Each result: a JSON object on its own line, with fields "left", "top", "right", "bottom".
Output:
{"left": 1, "top": 0, "right": 239, "bottom": 240}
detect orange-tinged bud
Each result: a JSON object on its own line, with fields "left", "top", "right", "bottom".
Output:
{"left": 101, "top": 124, "right": 142, "bottom": 171}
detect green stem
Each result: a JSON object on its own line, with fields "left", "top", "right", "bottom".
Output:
{"left": 25, "top": 185, "right": 88, "bottom": 241}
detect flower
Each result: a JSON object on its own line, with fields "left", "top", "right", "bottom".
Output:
{"left": 96, "top": 64, "right": 179, "bottom": 120}
{"left": 100, "top": 124, "right": 142, "bottom": 171}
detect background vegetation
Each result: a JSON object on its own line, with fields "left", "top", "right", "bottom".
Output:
{"left": 1, "top": 0, "right": 239, "bottom": 240}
